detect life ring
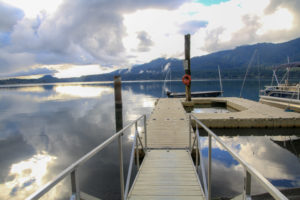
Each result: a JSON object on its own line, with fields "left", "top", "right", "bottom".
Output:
{"left": 182, "top": 74, "right": 191, "bottom": 85}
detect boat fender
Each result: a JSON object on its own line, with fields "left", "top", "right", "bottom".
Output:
{"left": 182, "top": 74, "right": 191, "bottom": 85}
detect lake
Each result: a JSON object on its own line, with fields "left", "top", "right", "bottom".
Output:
{"left": 0, "top": 79, "right": 299, "bottom": 200}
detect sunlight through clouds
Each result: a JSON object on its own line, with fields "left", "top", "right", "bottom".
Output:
{"left": 257, "top": 8, "right": 293, "bottom": 35}
{"left": 52, "top": 64, "right": 116, "bottom": 78}
{"left": 54, "top": 85, "right": 113, "bottom": 98}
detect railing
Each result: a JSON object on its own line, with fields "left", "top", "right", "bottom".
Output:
{"left": 189, "top": 114, "right": 288, "bottom": 200}
{"left": 26, "top": 115, "right": 147, "bottom": 200}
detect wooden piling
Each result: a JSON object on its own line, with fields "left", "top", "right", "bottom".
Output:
{"left": 114, "top": 76, "right": 125, "bottom": 200}
{"left": 184, "top": 34, "right": 191, "bottom": 101}
{"left": 114, "top": 76, "right": 123, "bottom": 132}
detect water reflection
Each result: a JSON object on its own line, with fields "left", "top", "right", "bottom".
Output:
{"left": 199, "top": 135, "right": 300, "bottom": 197}
{"left": 54, "top": 85, "right": 113, "bottom": 98}
{"left": 0, "top": 82, "right": 155, "bottom": 200}
{"left": 0, "top": 81, "right": 299, "bottom": 199}
{"left": 0, "top": 152, "right": 56, "bottom": 199}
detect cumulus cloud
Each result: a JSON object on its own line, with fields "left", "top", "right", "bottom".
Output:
{"left": 0, "top": 2, "right": 24, "bottom": 32}
{"left": 136, "top": 31, "right": 154, "bottom": 52}
{"left": 200, "top": 0, "right": 300, "bottom": 53}
{"left": 0, "top": 0, "right": 187, "bottom": 76}
{"left": 1, "top": 0, "right": 300, "bottom": 77}
{"left": 203, "top": 14, "right": 261, "bottom": 52}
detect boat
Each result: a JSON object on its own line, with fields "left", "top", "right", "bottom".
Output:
{"left": 166, "top": 90, "right": 222, "bottom": 98}
{"left": 163, "top": 65, "right": 223, "bottom": 98}
{"left": 259, "top": 62, "right": 300, "bottom": 112}
{"left": 270, "top": 136, "right": 300, "bottom": 158}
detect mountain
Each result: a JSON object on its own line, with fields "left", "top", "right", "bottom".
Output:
{"left": 1, "top": 37, "right": 300, "bottom": 85}
{"left": 83, "top": 37, "right": 300, "bottom": 81}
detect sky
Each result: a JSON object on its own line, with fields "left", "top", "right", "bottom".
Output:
{"left": 0, "top": 0, "right": 299, "bottom": 79}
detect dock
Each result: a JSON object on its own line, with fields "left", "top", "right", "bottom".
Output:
{"left": 184, "top": 97, "right": 300, "bottom": 128}
{"left": 128, "top": 97, "right": 300, "bottom": 199}
{"left": 127, "top": 98, "right": 205, "bottom": 200}
{"left": 26, "top": 97, "right": 296, "bottom": 200}
{"left": 145, "top": 98, "right": 190, "bottom": 148}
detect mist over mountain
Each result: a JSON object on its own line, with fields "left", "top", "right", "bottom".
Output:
{"left": 1, "top": 37, "right": 300, "bottom": 84}
{"left": 81, "top": 37, "right": 300, "bottom": 81}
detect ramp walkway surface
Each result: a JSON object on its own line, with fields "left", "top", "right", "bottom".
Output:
{"left": 127, "top": 150, "right": 205, "bottom": 200}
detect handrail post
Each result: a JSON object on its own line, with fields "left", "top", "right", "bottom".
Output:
{"left": 118, "top": 134, "right": 125, "bottom": 200}
{"left": 208, "top": 135, "right": 212, "bottom": 200}
{"left": 244, "top": 170, "right": 251, "bottom": 200}
{"left": 144, "top": 115, "right": 147, "bottom": 153}
{"left": 196, "top": 123, "right": 199, "bottom": 174}
{"left": 70, "top": 169, "right": 80, "bottom": 200}
{"left": 189, "top": 114, "right": 192, "bottom": 152}
{"left": 135, "top": 122, "right": 140, "bottom": 170}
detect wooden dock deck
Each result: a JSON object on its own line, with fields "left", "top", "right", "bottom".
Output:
{"left": 146, "top": 98, "right": 190, "bottom": 148}
{"left": 128, "top": 98, "right": 205, "bottom": 199}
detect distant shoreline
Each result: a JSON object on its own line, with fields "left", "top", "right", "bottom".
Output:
{"left": 0, "top": 78, "right": 283, "bottom": 88}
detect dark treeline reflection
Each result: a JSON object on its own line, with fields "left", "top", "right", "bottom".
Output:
{"left": 0, "top": 80, "right": 299, "bottom": 199}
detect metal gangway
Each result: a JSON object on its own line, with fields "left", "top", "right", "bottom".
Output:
{"left": 26, "top": 113, "right": 288, "bottom": 200}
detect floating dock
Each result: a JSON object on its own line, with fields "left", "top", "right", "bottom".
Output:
{"left": 183, "top": 97, "right": 300, "bottom": 128}
{"left": 145, "top": 98, "right": 190, "bottom": 148}
{"left": 259, "top": 96, "right": 300, "bottom": 113}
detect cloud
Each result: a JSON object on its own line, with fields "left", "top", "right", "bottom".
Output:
{"left": 1, "top": 0, "right": 300, "bottom": 78}
{"left": 136, "top": 31, "right": 154, "bottom": 52}
{"left": 0, "top": 67, "right": 57, "bottom": 78}
{"left": 200, "top": 0, "right": 300, "bottom": 53}
{"left": 179, "top": 20, "right": 208, "bottom": 34}
{"left": 0, "top": 2, "right": 24, "bottom": 32}
{"left": 0, "top": 0, "right": 188, "bottom": 76}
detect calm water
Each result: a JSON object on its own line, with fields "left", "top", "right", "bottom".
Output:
{"left": 0, "top": 80, "right": 299, "bottom": 200}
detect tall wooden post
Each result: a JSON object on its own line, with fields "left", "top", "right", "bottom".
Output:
{"left": 114, "top": 76, "right": 124, "bottom": 200}
{"left": 114, "top": 76, "right": 123, "bottom": 132}
{"left": 184, "top": 34, "right": 191, "bottom": 101}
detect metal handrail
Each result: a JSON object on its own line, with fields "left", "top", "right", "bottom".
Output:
{"left": 189, "top": 114, "right": 288, "bottom": 200}
{"left": 124, "top": 122, "right": 143, "bottom": 199}
{"left": 26, "top": 115, "right": 147, "bottom": 200}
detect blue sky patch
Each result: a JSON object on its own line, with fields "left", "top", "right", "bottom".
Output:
{"left": 270, "top": 179, "right": 296, "bottom": 188}
{"left": 0, "top": 32, "right": 11, "bottom": 46}
{"left": 179, "top": 20, "right": 208, "bottom": 34}
{"left": 202, "top": 147, "right": 239, "bottom": 167}
{"left": 194, "top": 0, "right": 230, "bottom": 6}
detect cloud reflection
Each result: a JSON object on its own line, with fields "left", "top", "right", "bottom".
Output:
{"left": 198, "top": 135, "right": 300, "bottom": 197}
{"left": 54, "top": 85, "right": 113, "bottom": 98}
{"left": 0, "top": 152, "right": 56, "bottom": 199}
